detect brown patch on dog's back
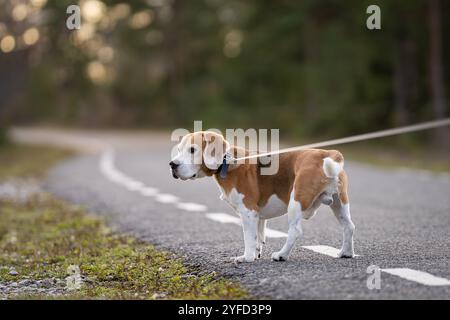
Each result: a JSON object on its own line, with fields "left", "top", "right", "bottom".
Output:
{"left": 257, "top": 152, "right": 298, "bottom": 206}
{"left": 215, "top": 147, "right": 348, "bottom": 213}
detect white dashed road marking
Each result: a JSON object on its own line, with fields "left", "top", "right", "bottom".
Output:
{"left": 99, "top": 148, "right": 450, "bottom": 287}
{"left": 302, "top": 245, "right": 342, "bottom": 258}
{"left": 302, "top": 245, "right": 361, "bottom": 258}
{"left": 381, "top": 268, "right": 450, "bottom": 286}
{"left": 177, "top": 202, "right": 208, "bottom": 212}
{"left": 139, "top": 187, "right": 159, "bottom": 196}
{"left": 155, "top": 193, "right": 179, "bottom": 204}
{"left": 206, "top": 213, "right": 287, "bottom": 238}
{"left": 265, "top": 228, "right": 289, "bottom": 238}
{"left": 206, "top": 212, "right": 241, "bottom": 224}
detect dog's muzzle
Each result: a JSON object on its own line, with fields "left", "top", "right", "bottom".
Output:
{"left": 169, "top": 161, "right": 179, "bottom": 179}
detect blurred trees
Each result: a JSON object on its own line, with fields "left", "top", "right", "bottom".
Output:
{"left": 0, "top": 0, "right": 448, "bottom": 143}
{"left": 428, "top": 0, "right": 448, "bottom": 146}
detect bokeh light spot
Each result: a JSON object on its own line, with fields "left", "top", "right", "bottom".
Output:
{"left": 23, "top": 28, "right": 40, "bottom": 46}
{"left": 1, "top": 35, "right": 16, "bottom": 53}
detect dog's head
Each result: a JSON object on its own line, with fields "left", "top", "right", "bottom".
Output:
{"left": 170, "top": 131, "right": 230, "bottom": 180}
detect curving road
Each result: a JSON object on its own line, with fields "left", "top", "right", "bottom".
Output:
{"left": 13, "top": 128, "right": 450, "bottom": 299}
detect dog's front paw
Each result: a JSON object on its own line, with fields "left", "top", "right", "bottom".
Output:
{"left": 271, "top": 251, "right": 288, "bottom": 262}
{"left": 337, "top": 249, "right": 355, "bottom": 258}
{"left": 232, "top": 255, "right": 255, "bottom": 264}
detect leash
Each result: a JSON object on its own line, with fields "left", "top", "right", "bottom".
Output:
{"left": 233, "top": 118, "right": 450, "bottom": 162}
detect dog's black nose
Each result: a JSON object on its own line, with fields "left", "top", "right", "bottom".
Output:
{"left": 169, "top": 161, "right": 179, "bottom": 169}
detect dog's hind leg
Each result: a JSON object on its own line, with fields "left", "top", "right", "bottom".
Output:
{"left": 330, "top": 193, "right": 355, "bottom": 258}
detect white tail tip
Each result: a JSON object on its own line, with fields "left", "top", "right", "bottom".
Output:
{"left": 323, "top": 157, "right": 343, "bottom": 178}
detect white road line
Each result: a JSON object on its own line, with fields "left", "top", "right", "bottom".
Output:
{"left": 124, "top": 180, "right": 145, "bottom": 191}
{"left": 265, "top": 228, "right": 288, "bottom": 238}
{"left": 100, "top": 149, "right": 146, "bottom": 191}
{"left": 139, "top": 187, "right": 159, "bottom": 197}
{"left": 381, "top": 268, "right": 450, "bottom": 286}
{"left": 302, "top": 247, "right": 450, "bottom": 286}
{"left": 302, "top": 245, "right": 342, "bottom": 258}
{"left": 99, "top": 148, "right": 450, "bottom": 287}
{"left": 205, "top": 213, "right": 287, "bottom": 238}
{"left": 155, "top": 193, "right": 179, "bottom": 204}
{"left": 177, "top": 202, "right": 208, "bottom": 212}
{"left": 206, "top": 212, "right": 240, "bottom": 224}
{"left": 99, "top": 149, "right": 190, "bottom": 208}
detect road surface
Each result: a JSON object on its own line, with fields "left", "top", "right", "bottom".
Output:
{"left": 13, "top": 128, "right": 450, "bottom": 299}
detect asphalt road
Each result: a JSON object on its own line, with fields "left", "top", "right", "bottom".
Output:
{"left": 15, "top": 129, "right": 450, "bottom": 299}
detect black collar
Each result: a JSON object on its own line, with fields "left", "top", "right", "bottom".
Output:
{"left": 216, "top": 155, "right": 229, "bottom": 179}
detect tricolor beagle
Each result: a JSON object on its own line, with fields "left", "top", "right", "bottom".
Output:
{"left": 170, "top": 131, "right": 355, "bottom": 263}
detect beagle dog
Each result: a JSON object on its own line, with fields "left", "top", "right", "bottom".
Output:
{"left": 170, "top": 131, "right": 355, "bottom": 263}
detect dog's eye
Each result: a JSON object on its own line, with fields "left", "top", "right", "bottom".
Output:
{"left": 189, "top": 147, "right": 196, "bottom": 154}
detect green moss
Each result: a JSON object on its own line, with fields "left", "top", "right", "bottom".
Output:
{"left": 0, "top": 196, "right": 247, "bottom": 299}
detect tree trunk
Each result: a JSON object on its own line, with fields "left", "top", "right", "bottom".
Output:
{"left": 394, "top": 39, "right": 409, "bottom": 126}
{"left": 0, "top": 48, "right": 31, "bottom": 145}
{"left": 428, "top": 0, "right": 448, "bottom": 148}
{"left": 164, "top": 0, "right": 184, "bottom": 114}
{"left": 394, "top": 36, "right": 419, "bottom": 126}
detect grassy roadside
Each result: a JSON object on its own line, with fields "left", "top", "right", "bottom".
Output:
{"left": 338, "top": 141, "right": 450, "bottom": 174}
{"left": 284, "top": 136, "right": 450, "bottom": 174}
{"left": 0, "top": 144, "right": 74, "bottom": 180}
{"left": 0, "top": 144, "right": 247, "bottom": 299}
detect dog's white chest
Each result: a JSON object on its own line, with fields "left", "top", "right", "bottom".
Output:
{"left": 259, "top": 194, "right": 287, "bottom": 219}
{"left": 218, "top": 184, "right": 287, "bottom": 218}
{"left": 219, "top": 188, "right": 246, "bottom": 213}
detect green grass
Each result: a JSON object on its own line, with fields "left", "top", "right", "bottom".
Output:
{"left": 0, "top": 144, "right": 74, "bottom": 180}
{"left": 0, "top": 145, "right": 248, "bottom": 299}
{"left": 285, "top": 135, "right": 450, "bottom": 174}
{"left": 0, "top": 197, "right": 247, "bottom": 299}
{"left": 338, "top": 142, "right": 450, "bottom": 174}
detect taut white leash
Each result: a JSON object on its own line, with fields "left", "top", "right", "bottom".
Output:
{"left": 234, "top": 118, "right": 450, "bottom": 162}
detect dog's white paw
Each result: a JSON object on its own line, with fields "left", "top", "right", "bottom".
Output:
{"left": 271, "top": 251, "right": 288, "bottom": 262}
{"left": 232, "top": 255, "right": 255, "bottom": 264}
{"left": 337, "top": 249, "right": 355, "bottom": 258}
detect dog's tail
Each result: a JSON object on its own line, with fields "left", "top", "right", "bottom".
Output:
{"left": 322, "top": 156, "right": 343, "bottom": 178}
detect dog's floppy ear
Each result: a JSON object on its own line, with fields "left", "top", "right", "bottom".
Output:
{"left": 203, "top": 132, "right": 229, "bottom": 170}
